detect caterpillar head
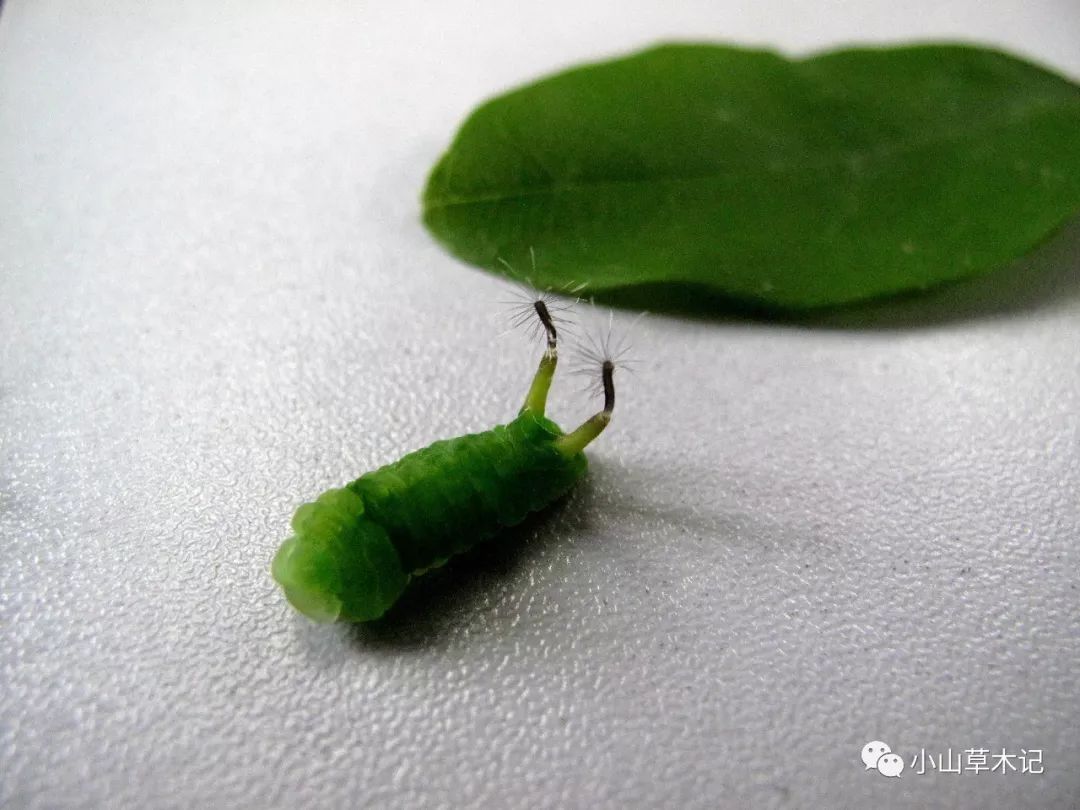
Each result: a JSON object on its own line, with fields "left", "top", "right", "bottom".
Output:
{"left": 271, "top": 487, "right": 407, "bottom": 622}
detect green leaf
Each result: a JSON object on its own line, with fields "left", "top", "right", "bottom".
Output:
{"left": 422, "top": 43, "right": 1080, "bottom": 312}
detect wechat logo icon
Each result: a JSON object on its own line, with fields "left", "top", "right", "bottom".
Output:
{"left": 862, "top": 740, "right": 904, "bottom": 778}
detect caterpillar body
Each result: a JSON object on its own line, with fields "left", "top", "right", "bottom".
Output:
{"left": 271, "top": 299, "right": 616, "bottom": 622}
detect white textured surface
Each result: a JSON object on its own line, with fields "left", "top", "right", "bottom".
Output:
{"left": 2, "top": 2, "right": 1079, "bottom": 808}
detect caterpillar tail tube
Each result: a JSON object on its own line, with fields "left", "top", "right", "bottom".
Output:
{"left": 271, "top": 487, "right": 408, "bottom": 622}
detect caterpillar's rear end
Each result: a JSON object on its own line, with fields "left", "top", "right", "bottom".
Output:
{"left": 272, "top": 292, "right": 617, "bottom": 622}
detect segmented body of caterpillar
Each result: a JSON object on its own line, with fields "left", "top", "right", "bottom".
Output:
{"left": 271, "top": 300, "right": 615, "bottom": 622}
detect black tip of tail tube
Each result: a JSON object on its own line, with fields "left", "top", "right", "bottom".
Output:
{"left": 533, "top": 299, "right": 558, "bottom": 349}
{"left": 601, "top": 360, "right": 615, "bottom": 413}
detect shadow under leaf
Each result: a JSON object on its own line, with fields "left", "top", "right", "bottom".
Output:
{"left": 589, "top": 213, "right": 1080, "bottom": 330}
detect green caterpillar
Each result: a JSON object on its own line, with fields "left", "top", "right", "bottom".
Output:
{"left": 271, "top": 299, "right": 615, "bottom": 622}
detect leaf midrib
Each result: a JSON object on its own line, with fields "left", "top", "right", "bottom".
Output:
{"left": 424, "top": 97, "right": 1077, "bottom": 212}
